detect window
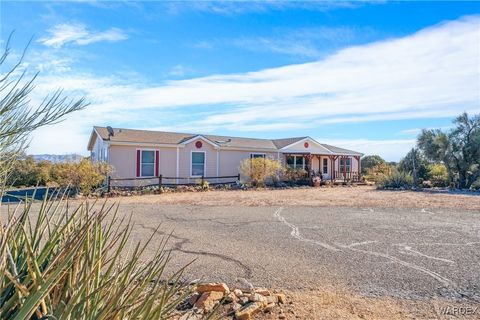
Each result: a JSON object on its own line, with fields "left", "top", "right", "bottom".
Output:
{"left": 141, "top": 150, "right": 155, "bottom": 177}
{"left": 339, "top": 158, "right": 351, "bottom": 172}
{"left": 323, "top": 158, "right": 328, "bottom": 174}
{"left": 191, "top": 152, "right": 205, "bottom": 176}
{"left": 286, "top": 155, "right": 309, "bottom": 170}
{"left": 250, "top": 153, "right": 266, "bottom": 159}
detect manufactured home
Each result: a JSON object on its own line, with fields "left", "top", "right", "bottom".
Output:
{"left": 87, "top": 126, "right": 363, "bottom": 185}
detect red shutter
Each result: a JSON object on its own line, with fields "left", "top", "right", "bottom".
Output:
{"left": 136, "top": 150, "right": 141, "bottom": 177}
{"left": 155, "top": 150, "right": 159, "bottom": 177}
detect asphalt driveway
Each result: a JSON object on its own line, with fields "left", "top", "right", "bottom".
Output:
{"left": 120, "top": 203, "right": 480, "bottom": 302}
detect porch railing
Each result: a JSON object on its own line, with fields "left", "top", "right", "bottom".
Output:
{"left": 334, "top": 171, "right": 361, "bottom": 182}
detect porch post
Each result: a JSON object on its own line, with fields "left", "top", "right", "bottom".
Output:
{"left": 354, "top": 155, "right": 361, "bottom": 181}
{"left": 317, "top": 155, "right": 321, "bottom": 174}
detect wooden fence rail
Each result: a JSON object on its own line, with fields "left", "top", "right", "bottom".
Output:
{"left": 107, "top": 174, "right": 240, "bottom": 193}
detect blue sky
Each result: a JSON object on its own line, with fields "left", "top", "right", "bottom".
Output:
{"left": 1, "top": 1, "right": 479, "bottom": 161}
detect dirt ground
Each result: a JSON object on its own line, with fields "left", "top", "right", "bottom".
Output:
{"left": 112, "top": 185, "right": 480, "bottom": 211}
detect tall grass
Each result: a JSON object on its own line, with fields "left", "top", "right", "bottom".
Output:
{"left": 0, "top": 192, "right": 189, "bottom": 319}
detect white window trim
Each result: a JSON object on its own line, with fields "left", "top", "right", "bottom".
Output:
{"left": 138, "top": 149, "right": 157, "bottom": 178}
{"left": 190, "top": 150, "right": 206, "bottom": 178}
{"left": 250, "top": 153, "right": 266, "bottom": 159}
{"left": 287, "top": 155, "right": 307, "bottom": 170}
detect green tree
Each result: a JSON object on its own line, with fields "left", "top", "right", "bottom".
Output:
{"left": 418, "top": 112, "right": 480, "bottom": 189}
{"left": 398, "top": 148, "right": 429, "bottom": 185}
{"left": 360, "top": 155, "right": 386, "bottom": 174}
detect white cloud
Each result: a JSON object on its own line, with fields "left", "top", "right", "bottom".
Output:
{"left": 40, "top": 23, "right": 128, "bottom": 48}
{"left": 23, "top": 15, "right": 480, "bottom": 158}
{"left": 322, "top": 139, "right": 416, "bottom": 162}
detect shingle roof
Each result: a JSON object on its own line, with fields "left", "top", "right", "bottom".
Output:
{"left": 91, "top": 126, "right": 363, "bottom": 155}
{"left": 320, "top": 144, "right": 363, "bottom": 155}
{"left": 93, "top": 126, "right": 278, "bottom": 150}
{"left": 271, "top": 137, "right": 307, "bottom": 149}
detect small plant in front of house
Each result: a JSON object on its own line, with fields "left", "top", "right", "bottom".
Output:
{"left": 239, "top": 157, "right": 283, "bottom": 187}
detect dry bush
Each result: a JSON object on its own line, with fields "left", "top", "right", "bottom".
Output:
{"left": 239, "top": 157, "right": 283, "bottom": 187}
{"left": 52, "top": 159, "right": 110, "bottom": 195}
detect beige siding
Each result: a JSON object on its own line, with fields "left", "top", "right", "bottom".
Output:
{"left": 219, "top": 150, "right": 279, "bottom": 176}
{"left": 178, "top": 139, "right": 218, "bottom": 178}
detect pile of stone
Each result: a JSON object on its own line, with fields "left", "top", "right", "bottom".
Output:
{"left": 176, "top": 281, "right": 287, "bottom": 320}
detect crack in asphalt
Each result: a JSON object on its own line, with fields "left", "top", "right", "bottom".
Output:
{"left": 273, "top": 206, "right": 459, "bottom": 290}
{"left": 137, "top": 222, "right": 253, "bottom": 279}
{"left": 163, "top": 213, "right": 270, "bottom": 227}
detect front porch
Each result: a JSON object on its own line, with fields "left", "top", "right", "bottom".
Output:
{"left": 284, "top": 153, "right": 362, "bottom": 183}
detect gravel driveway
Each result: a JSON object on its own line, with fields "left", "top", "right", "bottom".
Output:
{"left": 121, "top": 203, "right": 480, "bottom": 303}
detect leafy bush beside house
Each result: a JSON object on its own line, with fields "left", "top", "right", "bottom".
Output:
{"left": 239, "top": 157, "right": 283, "bottom": 187}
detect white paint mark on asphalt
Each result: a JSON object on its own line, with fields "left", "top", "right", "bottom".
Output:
{"left": 273, "top": 207, "right": 340, "bottom": 252}
{"left": 399, "top": 246, "right": 455, "bottom": 264}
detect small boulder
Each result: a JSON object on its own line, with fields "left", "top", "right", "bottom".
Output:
{"left": 233, "top": 289, "right": 243, "bottom": 297}
{"left": 196, "top": 282, "right": 230, "bottom": 294}
{"left": 234, "top": 302, "right": 265, "bottom": 320}
{"left": 275, "top": 293, "right": 287, "bottom": 304}
{"left": 193, "top": 291, "right": 224, "bottom": 312}
{"left": 248, "top": 293, "right": 267, "bottom": 303}
{"left": 235, "top": 278, "right": 254, "bottom": 292}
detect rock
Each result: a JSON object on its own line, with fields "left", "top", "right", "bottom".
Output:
{"left": 233, "top": 289, "right": 243, "bottom": 297}
{"left": 188, "top": 292, "right": 200, "bottom": 306}
{"left": 248, "top": 293, "right": 267, "bottom": 303}
{"left": 193, "top": 291, "right": 224, "bottom": 312}
{"left": 229, "top": 302, "right": 242, "bottom": 313}
{"left": 196, "top": 282, "right": 229, "bottom": 294}
{"left": 179, "top": 311, "right": 202, "bottom": 320}
{"left": 234, "top": 302, "right": 265, "bottom": 320}
{"left": 275, "top": 293, "right": 287, "bottom": 304}
{"left": 225, "top": 292, "right": 237, "bottom": 303}
{"left": 236, "top": 278, "right": 254, "bottom": 292}
{"left": 265, "top": 295, "right": 278, "bottom": 304}
{"left": 239, "top": 296, "right": 250, "bottom": 305}
{"left": 255, "top": 288, "right": 271, "bottom": 296}
{"left": 263, "top": 302, "right": 276, "bottom": 313}
{"left": 278, "top": 314, "right": 286, "bottom": 319}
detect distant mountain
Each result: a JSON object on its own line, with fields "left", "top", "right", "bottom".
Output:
{"left": 31, "top": 154, "right": 85, "bottom": 163}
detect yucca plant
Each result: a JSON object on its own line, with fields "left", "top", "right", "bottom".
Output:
{"left": 0, "top": 191, "right": 190, "bottom": 319}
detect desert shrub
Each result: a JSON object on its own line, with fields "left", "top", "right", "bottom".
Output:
{"left": 6, "top": 156, "right": 53, "bottom": 187}
{"left": 0, "top": 196, "right": 189, "bottom": 319}
{"left": 422, "top": 180, "right": 433, "bottom": 188}
{"left": 428, "top": 163, "right": 449, "bottom": 187}
{"left": 239, "top": 157, "right": 283, "bottom": 187}
{"left": 377, "top": 170, "right": 414, "bottom": 189}
{"left": 283, "top": 168, "right": 308, "bottom": 183}
{"left": 52, "top": 159, "right": 110, "bottom": 194}
{"left": 364, "top": 162, "right": 393, "bottom": 184}
{"left": 470, "top": 177, "right": 480, "bottom": 190}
